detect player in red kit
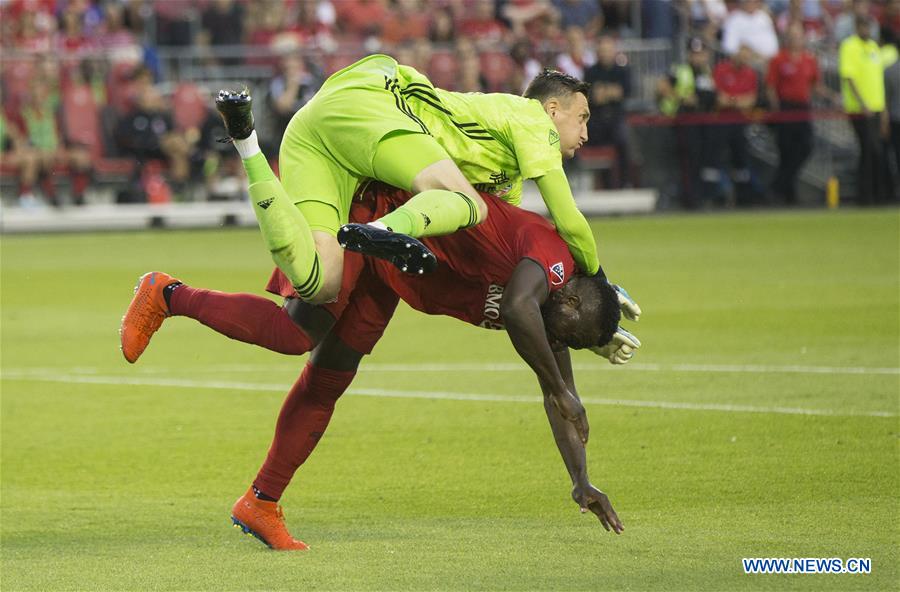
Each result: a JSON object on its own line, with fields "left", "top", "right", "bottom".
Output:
{"left": 120, "top": 183, "right": 641, "bottom": 550}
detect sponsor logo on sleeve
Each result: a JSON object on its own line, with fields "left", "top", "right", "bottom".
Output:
{"left": 550, "top": 262, "right": 565, "bottom": 286}
{"left": 474, "top": 171, "right": 513, "bottom": 198}
{"left": 479, "top": 284, "right": 505, "bottom": 330}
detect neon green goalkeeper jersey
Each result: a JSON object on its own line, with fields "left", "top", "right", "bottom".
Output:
{"left": 397, "top": 65, "right": 600, "bottom": 275}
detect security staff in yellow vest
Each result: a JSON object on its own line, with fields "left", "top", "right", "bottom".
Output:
{"left": 657, "top": 38, "right": 718, "bottom": 208}
{"left": 840, "top": 17, "right": 891, "bottom": 204}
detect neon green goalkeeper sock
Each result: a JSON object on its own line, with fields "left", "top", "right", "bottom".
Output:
{"left": 243, "top": 153, "right": 323, "bottom": 300}
{"left": 376, "top": 189, "right": 483, "bottom": 238}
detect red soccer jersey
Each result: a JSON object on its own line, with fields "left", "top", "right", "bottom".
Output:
{"left": 713, "top": 60, "right": 758, "bottom": 98}
{"left": 364, "top": 184, "right": 575, "bottom": 330}
{"left": 766, "top": 50, "right": 819, "bottom": 104}
{"left": 266, "top": 183, "right": 576, "bottom": 351}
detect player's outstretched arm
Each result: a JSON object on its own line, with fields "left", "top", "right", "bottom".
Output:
{"left": 543, "top": 348, "right": 623, "bottom": 534}
{"left": 501, "top": 259, "right": 589, "bottom": 443}
{"left": 534, "top": 170, "right": 601, "bottom": 276}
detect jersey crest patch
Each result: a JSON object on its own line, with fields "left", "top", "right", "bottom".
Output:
{"left": 548, "top": 129, "right": 560, "bottom": 146}
{"left": 550, "top": 262, "right": 565, "bottom": 286}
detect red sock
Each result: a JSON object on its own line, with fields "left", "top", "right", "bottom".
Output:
{"left": 253, "top": 363, "right": 356, "bottom": 500}
{"left": 169, "top": 285, "right": 312, "bottom": 355}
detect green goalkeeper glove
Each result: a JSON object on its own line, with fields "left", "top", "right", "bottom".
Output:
{"left": 612, "top": 284, "right": 641, "bottom": 322}
{"left": 590, "top": 326, "right": 642, "bottom": 365}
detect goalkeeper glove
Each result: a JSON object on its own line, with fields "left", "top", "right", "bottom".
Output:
{"left": 589, "top": 326, "right": 642, "bottom": 365}
{"left": 612, "top": 284, "right": 641, "bottom": 322}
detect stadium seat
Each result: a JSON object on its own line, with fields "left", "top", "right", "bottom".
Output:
{"left": 577, "top": 146, "right": 619, "bottom": 189}
{"left": 172, "top": 82, "right": 210, "bottom": 131}
{"left": 428, "top": 51, "right": 458, "bottom": 91}
{"left": 107, "top": 62, "right": 137, "bottom": 115}
{"left": 61, "top": 83, "right": 135, "bottom": 180}
{"left": 2, "top": 59, "right": 34, "bottom": 107}
{"left": 479, "top": 51, "right": 514, "bottom": 93}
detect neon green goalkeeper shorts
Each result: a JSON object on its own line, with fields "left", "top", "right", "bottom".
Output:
{"left": 278, "top": 54, "right": 448, "bottom": 235}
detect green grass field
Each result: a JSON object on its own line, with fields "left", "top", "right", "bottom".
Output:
{"left": 2, "top": 209, "right": 898, "bottom": 591}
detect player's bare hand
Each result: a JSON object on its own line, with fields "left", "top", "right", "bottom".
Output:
{"left": 572, "top": 483, "right": 623, "bottom": 534}
{"left": 552, "top": 390, "right": 589, "bottom": 444}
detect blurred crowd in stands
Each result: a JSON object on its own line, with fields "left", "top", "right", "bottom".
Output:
{"left": 0, "top": 0, "right": 899, "bottom": 209}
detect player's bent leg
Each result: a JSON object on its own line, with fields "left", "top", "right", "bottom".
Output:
{"left": 168, "top": 285, "right": 315, "bottom": 355}
{"left": 216, "top": 89, "right": 323, "bottom": 301}
{"left": 369, "top": 133, "right": 487, "bottom": 238}
{"left": 235, "top": 334, "right": 363, "bottom": 550}
{"left": 119, "top": 271, "right": 178, "bottom": 363}
{"left": 120, "top": 273, "right": 318, "bottom": 363}
{"left": 242, "top": 156, "right": 324, "bottom": 301}
{"left": 293, "top": 200, "right": 345, "bottom": 304}
{"left": 409, "top": 159, "right": 488, "bottom": 225}
{"left": 304, "top": 232, "right": 344, "bottom": 304}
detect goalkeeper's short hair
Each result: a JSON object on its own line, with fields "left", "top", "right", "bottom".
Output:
{"left": 523, "top": 69, "right": 590, "bottom": 104}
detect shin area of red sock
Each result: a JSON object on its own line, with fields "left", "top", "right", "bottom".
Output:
{"left": 253, "top": 363, "right": 356, "bottom": 500}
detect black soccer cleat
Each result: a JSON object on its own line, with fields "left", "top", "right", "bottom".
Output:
{"left": 215, "top": 88, "right": 255, "bottom": 140}
{"left": 338, "top": 223, "right": 438, "bottom": 275}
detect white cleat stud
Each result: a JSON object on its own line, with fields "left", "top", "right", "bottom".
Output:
{"left": 418, "top": 269, "right": 424, "bottom": 275}
{"left": 405, "top": 243, "right": 412, "bottom": 249}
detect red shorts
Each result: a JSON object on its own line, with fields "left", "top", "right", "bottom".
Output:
{"left": 265, "top": 254, "right": 399, "bottom": 355}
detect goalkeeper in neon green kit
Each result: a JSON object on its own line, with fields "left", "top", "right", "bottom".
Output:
{"left": 215, "top": 54, "right": 600, "bottom": 304}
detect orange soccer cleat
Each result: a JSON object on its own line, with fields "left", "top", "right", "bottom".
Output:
{"left": 119, "top": 271, "right": 178, "bottom": 363}
{"left": 231, "top": 488, "right": 309, "bottom": 551}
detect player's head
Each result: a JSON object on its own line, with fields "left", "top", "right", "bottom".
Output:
{"left": 733, "top": 43, "right": 753, "bottom": 66}
{"left": 524, "top": 69, "right": 590, "bottom": 159}
{"left": 543, "top": 275, "right": 620, "bottom": 350}
{"left": 687, "top": 37, "right": 710, "bottom": 67}
{"left": 786, "top": 23, "right": 805, "bottom": 51}
{"left": 855, "top": 15, "right": 872, "bottom": 40}
{"left": 596, "top": 35, "right": 618, "bottom": 66}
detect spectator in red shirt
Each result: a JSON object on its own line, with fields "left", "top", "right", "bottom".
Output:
{"left": 775, "top": 0, "right": 829, "bottom": 46}
{"left": 459, "top": 0, "right": 508, "bottom": 46}
{"left": 57, "top": 0, "right": 97, "bottom": 57}
{"left": 765, "top": 24, "right": 834, "bottom": 204}
{"left": 336, "top": 0, "right": 387, "bottom": 40}
{"left": 381, "top": 0, "right": 430, "bottom": 45}
{"left": 502, "top": 0, "right": 556, "bottom": 39}
{"left": 710, "top": 43, "right": 760, "bottom": 206}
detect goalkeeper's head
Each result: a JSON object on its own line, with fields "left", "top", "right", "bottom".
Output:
{"left": 524, "top": 69, "right": 590, "bottom": 159}
{"left": 543, "top": 275, "right": 620, "bottom": 351}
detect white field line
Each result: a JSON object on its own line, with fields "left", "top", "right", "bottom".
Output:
{"left": 4, "top": 362, "right": 899, "bottom": 377}
{"left": 355, "top": 362, "right": 900, "bottom": 376}
{"left": 1, "top": 371, "right": 896, "bottom": 418}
